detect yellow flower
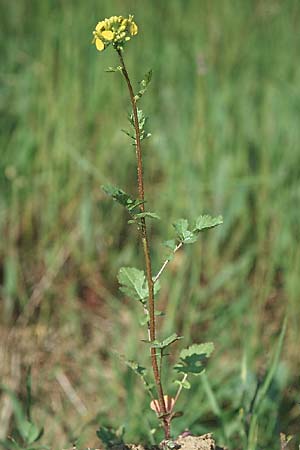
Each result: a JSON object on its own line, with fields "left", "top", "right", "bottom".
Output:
{"left": 95, "top": 21, "right": 105, "bottom": 32}
{"left": 130, "top": 21, "right": 138, "bottom": 36}
{"left": 101, "top": 30, "right": 114, "bottom": 41}
{"left": 92, "top": 14, "right": 138, "bottom": 52}
{"left": 95, "top": 38, "right": 104, "bottom": 51}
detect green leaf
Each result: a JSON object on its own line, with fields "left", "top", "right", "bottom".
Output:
{"left": 102, "top": 184, "right": 142, "bottom": 215}
{"left": 174, "top": 342, "right": 214, "bottom": 376}
{"left": 133, "top": 211, "right": 160, "bottom": 220}
{"left": 134, "top": 69, "right": 153, "bottom": 101}
{"left": 105, "top": 65, "right": 122, "bottom": 73}
{"left": 163, "top": 239, "right": 177, "bottom": 251}
{"left": 124, "top": 359, "right": 147, "bottom": 377}
{"left": 114, "top": 352, "right": 155, "bottom": 395}
{"left": 162, "top": 239, "right": 178, "bottom": 262}
{"left": 172, "top": 219, "right": 197, "bottom": 244}
{"left": 118, "top": 267, "right": 148, "bottom": 303}
{"left": 0, "top": 438, "right": 19, "bottom": 450}
{"left": 140, "top": 309, "right": 164, "bottom": 326}
{"left": 128, "top": 108, "right": 151, "bottom": 140}
{"left": 25, "top": 367, "right": 32, "bottom": 422}
{"left": 193, "top": 215, "right": 223, "bottom": 232}
{"left": 0, "top": 386, "right": 27, "bottom": 440}
{"left": 121, "top": 129, "right": 136, "bottom": 140}
{"left": 118, "top": 267, "right": 160, "bottom": 304}
{"left": 19, "top": 420, "right": 43, "bottom": 445}
{"left": 137, "top": 109, "right": 146, "bottom": 132}
{"left": 97, "top": 425, "right": 124, "bottom": 448}
{"left": 151, "top": 333, "right": 183, "bottom": 350}
{"left": 252, "top": 317, "right": 287, "bottom": 415}
{"left": 174, "top": 379, "right": 191, "bottom": 389}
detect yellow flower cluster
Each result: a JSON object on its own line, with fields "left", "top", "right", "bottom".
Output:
{"left": 92, "top": 15, "right": 138, "bottom": 52}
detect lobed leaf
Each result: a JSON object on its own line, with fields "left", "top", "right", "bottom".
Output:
{"left": 121, "top": 129, "right": 136, "bottom": 140}
{"left": 97, "top": 425, "right": 124, "bottom": 448}
{"left": 193, "top": 215, "right": 223, "bottom": 232}
{"left": 134, "top": 69, "right": 153, "bottom": 101}
{"left": 150, "top": 333, "right": 183, "bottom": 350}
{"left": 102, "top": 184, "right": 142, "bottom": 215}
{"left": 172, "top": 219, "right": 197, "bottom": 244}
{"left": 174, "top": 379, "right": 191, "bottom": 390}
{"left": 118, "top": 267, "right": 160, "bottom": 303}
{"left": 124, "top": 359, "right": 147, "bottom": 377}
{"left": 105, "top": 65, "right": 122, "bottom": 73}
{"left": 128, "top": 108, "right": 151, "bottom": 141}
{"left": 174, "top": 342, "right": 214, "bottom": 376}
{"left": 133, "top": 211, "right": 160, "bottom": 220}
{"left": 140, "top": 309, "right": 164, "bottom": 326}
{"left": 163, "top": 239, "right": 177, "bottom": 251}
{"left": 114, "top": 351, "right": 155, "bottom": 395}
{"left": 118, "top": 267, "right": 148, "bottom": 303}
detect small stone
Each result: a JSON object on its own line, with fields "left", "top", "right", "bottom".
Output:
{"left": 174, "top": 434, "right": 216, "bottom": 450}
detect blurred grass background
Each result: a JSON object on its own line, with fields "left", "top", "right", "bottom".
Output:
{"left": 1, "top": 0, "right": 300, "bottom": 449}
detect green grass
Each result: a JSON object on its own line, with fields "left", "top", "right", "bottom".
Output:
{"left": 1, "top": 0, "right": 300, "bottom": 449}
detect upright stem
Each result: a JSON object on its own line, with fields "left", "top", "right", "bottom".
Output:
{"left": 117, "top": 49, "right": 170, "bottom": 438}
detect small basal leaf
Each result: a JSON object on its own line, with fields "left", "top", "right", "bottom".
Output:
{"left": 174, "top": 342, "right": 214, "bottom": 376}
{"left": 97, "top": 425, "right": 124, "bottom": 448}
{"left": 19, "top": 420, "right": 43, "bottom": 445}
{"left": 193, "top": 215, "right": 223, "bottom": 232}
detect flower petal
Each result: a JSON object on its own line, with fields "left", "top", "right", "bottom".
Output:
{"left": 130, "top": 22, "right": 138, "bottom": 35}
{"left": 95, "top": 21, "right": 105, "bottom": 32}
{"left": 101, "top": 30, "right": 114, "bottom": 41}
{"left": 95, "top": 38, "right": 105, "bottom": 51}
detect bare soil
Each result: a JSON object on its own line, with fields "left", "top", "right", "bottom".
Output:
{"left": 67, "top": 434, "right": 225, "bottom": 450}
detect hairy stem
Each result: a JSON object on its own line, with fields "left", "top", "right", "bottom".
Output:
{"left": 117, "top": 49, "right": 169, "bottom": 438}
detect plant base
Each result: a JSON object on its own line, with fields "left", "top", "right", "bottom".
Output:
{"left": 66, "top": 433, "right": 225, "bottom": 450}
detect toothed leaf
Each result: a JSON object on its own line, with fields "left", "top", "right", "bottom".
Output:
{"left": 193, "top": 215, "right": 223, "bottom": 232}
{"left": 97, "top": 425, "right": 124, "bottom": 447}
{"left": 134, "top": 69, "right": 153, "bottom": 101}
{"left": 102, "top": 184, "right": 143, "bottom": 215}
{"left": 133, "top": 211, "right": 160, "bottom": 220}
{"left": 105, "top": 65, "right": 122, "bottom": 73}
{"left": 174, "top": 379, "right": 191, "bottom": 389}
{"left": 173, "top": 219, "right": 197, "bottom": 244}
{"left": 140, "top": 309, "right": 164, "bottom": 326}
{"left": 174, "top": 342, "right": 214, "bottom": 375}
{"left": 150, "top": 333, "right": 183, "bottom": 350}
{"left": 118, "top": 267, "right": 148, "bottom": 303}
{"left": 118, "top": 267, "right": 160, "bottom": 304}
